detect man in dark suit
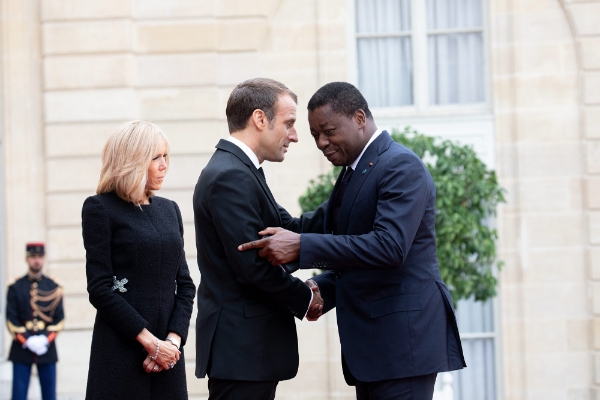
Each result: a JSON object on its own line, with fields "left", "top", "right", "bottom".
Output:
{"left": 239, "top": 82, "right": 466, "bottom": 399}
{"left": 192, "top": 78, "right": 324, "bottom": 400}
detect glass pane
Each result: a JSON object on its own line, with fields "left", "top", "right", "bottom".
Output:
{"left": 451, "top": 297, "right": 497, "bottom": 399}
{"left": 455, "top": 297, "right": 494, "bottom": 333}
{"left": 427, "top": 0, "right": 483, "bottom": 30}
{"left": 356, "top": 0, "right": 411, "bottom": 34}
{"left": 357, "top": 37, "right": 413, "bottom": 107}
{"left": 452, "top": 338, "right": 496, "bottom": 400}
{"left": 428, "top": 33, "right": 484, "bottom": 104}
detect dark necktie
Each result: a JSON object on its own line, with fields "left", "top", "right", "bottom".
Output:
{"left": 331, "top": 167, "right": 353, "bottom": 233}
{"left": 257, "top": 167, "right": 265, "bottom": 179}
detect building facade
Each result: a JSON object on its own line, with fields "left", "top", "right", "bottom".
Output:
{"left": 0, "top": 0, "right": 599, "bottom": 399}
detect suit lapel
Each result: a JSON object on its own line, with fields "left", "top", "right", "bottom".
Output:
{"left": 336, "top": 132, "right": 394, "bottom": 234}
{"left": 215, "top": 140, "right": 282, "bottom": 225}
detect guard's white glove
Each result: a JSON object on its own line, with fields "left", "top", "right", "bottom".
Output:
{"left": 25, "top": 335, "right": 49, "bottom": 356}
{"left": 24, "top": 335, "right": 37, "bottom": 351}
{"left": 34, "top": 335, "right": 49, "bottom": 356}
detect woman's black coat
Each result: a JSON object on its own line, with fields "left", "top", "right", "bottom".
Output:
{"left": 82, "top": 192, "right": 196, "bottom": 400}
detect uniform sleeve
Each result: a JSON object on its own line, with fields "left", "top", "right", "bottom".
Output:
{"left": 6, "top": 284, "right": 28, "bottom": 345}
{"left": 82, "top": 196, "right": 148, "bottom": 339}
{"left": 300, "top": 152, "right": 430, "bottom": 270}
{"left": 167, "top": 201, "right": 196, "bottom": 346}
{"left": 207, "top": 168, "right": 311, "bottom": 319}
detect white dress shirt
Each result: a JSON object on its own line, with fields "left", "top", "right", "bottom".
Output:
{"left": 227, "top": 135, "right": 261, "bottom": 169}
{"left": 349, "top": 128, "right": 383, "bottom": 171}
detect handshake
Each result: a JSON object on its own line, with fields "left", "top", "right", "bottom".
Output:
{"left": 24, "top": 334, "right": 49, "bottom": 356}
{"left": 305, "top": 279, "right": 324, "bottom": 321}
{"left": 238, "top": 228, "right": 326, "bottom": 322}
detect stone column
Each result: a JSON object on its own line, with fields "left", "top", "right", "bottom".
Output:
{"left": 0, "top": 0, "right": 45, "bottom": 396}
{"left": 563, "top": 1, "right": 600, "bottom": 398}
{"left": 492, "top": 0, "right": 587, "bottom": 398}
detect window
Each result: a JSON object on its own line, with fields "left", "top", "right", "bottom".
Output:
{"left": 427, "top": 0, "right": 485, "bottom": 104}
{"left": 451, "top": 298, "right": 498, "bottom": 399}
{"left": 355, "top": 0, "right": 487, "bottom": 110}
{"left": 356, "top": 0, "right": 413, "bottom": 107}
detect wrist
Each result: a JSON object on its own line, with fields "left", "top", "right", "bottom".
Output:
{"left": 165, "top": 336, "right": 180, "bottom": 350}
{"left": 149, "top": 338, "right": 160, "bottom": 361}
{"left": 136, "top": 329, "right": 155, "bottom": 353}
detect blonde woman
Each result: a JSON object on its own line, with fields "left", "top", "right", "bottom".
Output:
{"left": 82, "top": 121, "right": 195, "bottom": 399}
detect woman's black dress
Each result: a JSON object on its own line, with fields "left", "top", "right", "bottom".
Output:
{"left": 82, "top": 192, "right": 196, "bottom": 400}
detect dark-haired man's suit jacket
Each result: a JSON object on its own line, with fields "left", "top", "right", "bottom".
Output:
{"left": 193, "top": 139, "right": 323, "bottom": 382}
{"left": 299, "top": 131, "right": 466, "bottom": 384}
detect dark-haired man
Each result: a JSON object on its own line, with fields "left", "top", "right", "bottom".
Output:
{"left": 240, "top": 82, "right": 466, "bottom": 399}
{"left": 6, "top": 243, "right": 64, "bottom": 400}
{"left": 192, "top": 78, "right": 324, "bottom": 400}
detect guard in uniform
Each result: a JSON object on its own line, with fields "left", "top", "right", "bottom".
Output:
{"left": 6, "top": 243, "right": 64, "bottom": 400}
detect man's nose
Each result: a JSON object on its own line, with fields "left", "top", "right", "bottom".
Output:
{"left": 316, "top": 135, "right": 329, "bottom": 149}
{"left": 289, "top": 128, "right": 298, "bottom": 143}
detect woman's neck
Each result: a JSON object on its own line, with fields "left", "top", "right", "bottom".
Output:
{"left": 141, "top": 190, "right": 152, "bottom": 205}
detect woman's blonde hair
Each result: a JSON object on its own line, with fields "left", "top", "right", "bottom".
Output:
{"left": 97, "top": 120, "right": 170, "bottom": 205}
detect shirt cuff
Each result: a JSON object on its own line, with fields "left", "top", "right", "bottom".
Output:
{"left": 303, "top": 289, "right": 314, "bottom": 319}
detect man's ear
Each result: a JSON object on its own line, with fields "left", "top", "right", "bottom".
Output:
{"left": 251, "top": 109, "right": 268, "bottom": 131}
{"left": 354, "top": 109, "right": 367, "bottom": 128}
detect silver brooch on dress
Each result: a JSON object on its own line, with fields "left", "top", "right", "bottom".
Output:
{"left": 112, "top": 276, "right": 128, "bottom": 293}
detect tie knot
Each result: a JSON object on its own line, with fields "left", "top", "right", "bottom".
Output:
{"left": 257, "top": 167, "right": 265, "bottom": 179}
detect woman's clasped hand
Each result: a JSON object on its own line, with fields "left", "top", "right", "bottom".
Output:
{"left": 143, "top": 340, "right": 180, "bottom": 373}
{"left": 139, "top": 329, "right": 182, "bottom": 373}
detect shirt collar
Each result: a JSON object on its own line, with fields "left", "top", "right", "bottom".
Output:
{"left": 226, "top": 135, "right": 261, "bottom": 170}
{"left": 349, "top": 128, "right": 383, "bottom": 170}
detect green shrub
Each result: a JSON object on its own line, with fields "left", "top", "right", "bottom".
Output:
{"left": 299, "top": 127, "right": 506, "bottom": 304}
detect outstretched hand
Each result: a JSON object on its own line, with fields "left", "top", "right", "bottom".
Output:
{"left": 238, "top": 228, "right": 301, "bottom": 266}
{"left": 306, "top": 279, "right": 323, "bottom": 321}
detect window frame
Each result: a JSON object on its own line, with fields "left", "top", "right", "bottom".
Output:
{"left": 347, "top": 0, "right": 494, "bottom": 117}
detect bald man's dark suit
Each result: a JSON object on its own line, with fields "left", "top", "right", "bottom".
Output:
{"left": 299, "top": 132, "right": 466, "bottom": 393}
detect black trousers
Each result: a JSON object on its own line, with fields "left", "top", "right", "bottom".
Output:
{"left": 208, "top": 378, "right": 278, "bottom": 400}
{"left": 355, "top": 373, "right": 437, "bottom": 400}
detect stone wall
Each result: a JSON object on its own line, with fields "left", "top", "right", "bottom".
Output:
{"left": 492, "top": 0, "right": 600, "bottom": 398}
{"left": 2, "top": 0, "right": 354, "bottom": 398}
{"left": 2, "top": 0, "right": 600, "bottom": 399}
{"left": 564, "top": 0, "right": 600, "bottom": 398}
